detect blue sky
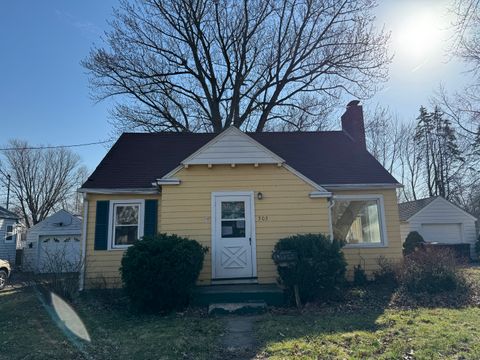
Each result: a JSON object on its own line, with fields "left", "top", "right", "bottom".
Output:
{"left": 0, "top": 0, "right": 470, "bottom": 176}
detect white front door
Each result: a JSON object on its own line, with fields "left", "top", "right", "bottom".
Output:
{"left": 212, "top": 192, "right": 256, "bottom": 279}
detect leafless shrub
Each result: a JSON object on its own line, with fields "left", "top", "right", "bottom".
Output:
{"left": 399, "top": 247, "right": 469, "bottom": 295}
{"left": 372, "top": 256, "right": 402, "bottom": 286}
{"left": 29, "top": 243, "right": 84, "bottom": 302}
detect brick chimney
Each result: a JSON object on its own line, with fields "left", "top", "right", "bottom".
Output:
{"left": 341, "top": 100, "right": 366, "bottom": 149}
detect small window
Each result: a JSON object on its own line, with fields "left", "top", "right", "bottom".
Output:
{"left": 111, "top": 202, "right": 143, "bottom": 248}
{"left": 331, "top": 196, "right": 386, "bottom": 246}
{"left": 221, "top": 201, "right": 246, "bottom": 238}
{"left": 5, "top": 225, "right": 14, "bottom": 242}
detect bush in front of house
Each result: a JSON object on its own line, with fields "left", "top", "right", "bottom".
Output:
{"left": 353, "top": 264, "right": 368, "bottom": 286}
{"left": 399, "top": 247, "right": 467, "bottom": 294}
{"left": 120, "top": 233, "right": 207, "bottom": 312}
{"left": 403, "top": 231, "right": 425, "bottom": 256}
{"left": 372, "top": 256, "right": 401, "bottom": 286}
{"left": 273, "top": 234, "right": 346, "bottom": 304}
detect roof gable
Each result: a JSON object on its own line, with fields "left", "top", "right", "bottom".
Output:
{"left": 398, "top": 197, "right": 438, "bottom": 221}
{"left": 399, "top": 196, "right": 477, "bottom": 222}
{"left": 182, "top": 126, "right": 284, "bottom": 165}
{"left": 28, "top": 210, "right": 82, "bottom": 233}
{"left": 0, "top": 206, "right": 19, "bottom": 220}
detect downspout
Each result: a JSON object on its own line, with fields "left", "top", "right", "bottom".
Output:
{"left": 79, "top": 193, "right": 88, "bottom": 291}
{"left": 328, "top": 196, "right": 335, "bottom": 241}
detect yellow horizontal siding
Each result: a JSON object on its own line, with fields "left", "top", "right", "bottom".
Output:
{"left": 160, "top": 164, "right": 329, "bottom": 284}
{"left": 84, "top": 194, "right": 161, "bottom": 288}
{"left": 83, "top": 165, "right": 402, "bottom": 288}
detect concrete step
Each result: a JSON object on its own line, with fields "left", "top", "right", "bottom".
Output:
{"left": 208, "top": 302, "right": 267, "bottom": 316}
{"left": 193, "top": 283, "right": 285, "bottom": 306}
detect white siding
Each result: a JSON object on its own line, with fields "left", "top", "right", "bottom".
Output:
{"left": 23, "top": 210, "right": 82, "bottom": 272}
{"left": 401, "top": 198, "right": 478, "bottom": 257}
{"left": 0, "top": 218, "right": 17, "bottom": 264}
{"left": 400, "top": 221, "right": 410, "bottom": 244}
{"left": 183, "top": 127, "right": 282, "bottom": 165}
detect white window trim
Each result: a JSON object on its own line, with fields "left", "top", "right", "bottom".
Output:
{"left": 330, "top": 194, "right": 389, "bottom": 248}
{"left": 4, "top": 224, "right": 14, "bottom": 243}
{"left": 108, "top": 199, "right": 145, "bottom": 250}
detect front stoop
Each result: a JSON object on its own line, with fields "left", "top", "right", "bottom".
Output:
{"left": 192, "top": 283, "right": 285, "bottom": 307}
{"left": 208, "top": 302, "right": 267, "bottom": 315}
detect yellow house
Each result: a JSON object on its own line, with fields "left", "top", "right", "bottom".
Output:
{"left": 78, "top": 101, "right": 403, "bottom": 290}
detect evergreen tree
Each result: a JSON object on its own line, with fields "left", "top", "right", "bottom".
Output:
{"left": 414, "top": 106, "right": 465, "bottom": 199}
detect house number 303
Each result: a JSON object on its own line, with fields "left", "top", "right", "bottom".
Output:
{"left": 257, "top": 215, "right": 268, "bottom": 222}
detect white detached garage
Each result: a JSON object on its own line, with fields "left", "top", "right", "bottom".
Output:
{"left": 23, "top": 210, "right": 82, "bottom": 273}
{"left": 399, "top": 196, "right": 478, "bottom": 257}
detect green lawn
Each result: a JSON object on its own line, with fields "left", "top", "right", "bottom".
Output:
{"left": 254, "top": 267, "right": 480, "bottom": 360}
{"left": 0, "top": 288, "right": 224, "bottom": 360}
{"left": 254, "top": 306, "right": 480, "bottom": 359}
{"left": 2, "top": 268, "right": 480, "bottom": 359}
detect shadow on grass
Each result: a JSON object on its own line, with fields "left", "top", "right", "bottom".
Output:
{"left": 249, "top": 275, "right": 480, "bottom": 359}
{"left": 244, "top": 283, "right": 397, "bottom": 359}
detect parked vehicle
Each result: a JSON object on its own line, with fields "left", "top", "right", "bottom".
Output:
{"left": 0, "top": 259, "right": 11, "bottom": 290}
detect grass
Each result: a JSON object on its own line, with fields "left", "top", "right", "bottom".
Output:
{"left": 0, "top": 288, "right": 224, "bottom": 360}
{"left": 254, "top": 266, "right": 480, "bottom": 359}
{"left": 254, "top": 306, "right": 480, "bottom": 359}
{"left": 2, "top": 267, "right": 480, "bottom": 359}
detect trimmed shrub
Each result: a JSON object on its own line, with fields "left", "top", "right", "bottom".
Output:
{"left": 403, "top": 231, "right": 425, "bottom": 256}
{"left": 120, "top": 234, "right": 207, "bottom": 312}
{"left": 353, "top": 264, "right": 368, "bottom": 286}
{"left": 273, "top": 234, "right": 346, "bottom": 304}
{"left": 373, "top": 256, "right": 400, "bottom": 286}
{"left": 399, "top": 247, "right": 466, "bottom": 294}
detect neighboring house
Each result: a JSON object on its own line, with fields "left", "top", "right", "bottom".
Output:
{"left": 78, "top": 101, "right": 403, "bottom": 289}
{"left": 399, "top": 196, "right": 478, "bottom": 257}
{"left": 0, "top": 206, "right": 19, "bottom": 264}
{"left": 23, "top": 210, "right": 82, "bottom": 273}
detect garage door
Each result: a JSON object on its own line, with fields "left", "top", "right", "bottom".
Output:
{"left": 420, "top": 223, "right": 462, "bottom": 244}
{"left": 38, "top": 235, "right": 81, "bottom": 273}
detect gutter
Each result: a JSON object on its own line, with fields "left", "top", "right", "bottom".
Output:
{"left": 151, "top": 178, "right": 181, "bottom": 186}
{"left": 79, "top": 194, "right": 88, "bottom": 291}
{"left": 78, "top": 187, "right": 159, "bottom": 195}
{"left": 328, "top": 198, "right": 335, "bottom": 241}
{"left": 309, "top": 191, "right": 333, "bottom": 198}
{"left": 322, "top": 183, "right": 404, "bottom": 190}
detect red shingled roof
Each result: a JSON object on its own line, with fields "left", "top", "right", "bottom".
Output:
{"left": 81, "top": 131, "right": 399, "bottom": 189}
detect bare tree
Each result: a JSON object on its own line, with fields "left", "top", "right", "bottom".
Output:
{"left": 436, "top": 1, "right": 480, "bottom": 143}
{"left": 84, "top": 0, "right": 391, "bottom": 133}
{"left": 434, "top": 85, "right": 479, "bottom": 140}
{"left": 364, "top": 105, "right": 423, "bottom": 201}
{"left": 60, "top": 166, "right": 89, "bottom": 216}
{"left": 365, "top": 105, "right": 404, "bottom": 174}
{"left": 398, "top": 122, "right": 424, "bottom": 201}
{"left": 0, "top": 140, "right": 84, "bottom": 228}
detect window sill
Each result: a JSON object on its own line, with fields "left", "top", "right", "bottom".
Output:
{"left": 109, "top": 245, "right": 132, "bottom": 251}
{"left": 343, "top": 243, "right": 388, "bottom": 249}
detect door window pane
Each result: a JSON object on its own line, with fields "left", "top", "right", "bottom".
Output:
{"left": 221, "top": 202, "right": 245, "bottom": 219}
{"left": 332, "top": 200, "right": 382, "bottom": 244}
{"left": 221, "top": 220, "right": 246, "bottom": 238}
{"left": 113, "top": 204, "right": 140, "bottom": 247}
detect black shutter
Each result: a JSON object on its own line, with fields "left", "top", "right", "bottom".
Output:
{"left": 94, "top": 200, "right": 110, "bottom": 250}
{"left": 144, "top": 199, "right": 158, "bottom": 238}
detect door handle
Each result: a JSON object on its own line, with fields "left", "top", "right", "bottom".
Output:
{"left": 249, "top": 237, "right": 252, "bottom": 246}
